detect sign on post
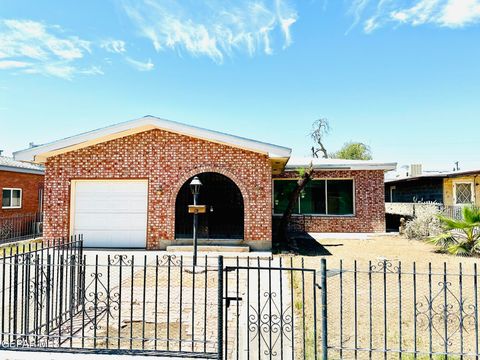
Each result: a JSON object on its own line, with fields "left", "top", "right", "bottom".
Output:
{"left": 188, "top": 205, "right": 207, "bottom": 214}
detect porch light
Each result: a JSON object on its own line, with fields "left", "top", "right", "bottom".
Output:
{"left": 190, "top": 176, "right": 203, "bottom": 195}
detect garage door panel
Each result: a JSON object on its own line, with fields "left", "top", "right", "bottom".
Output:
{"left": 73, "top": 180, "right": 148, "bottom": 248}
{"left": 75, "top": 213, "right": 147, "bottom": 230}
{"left": 75, "top": 196, "right": 146, "bottom": 212}
{"left": 80, "top": 230, "right": 146, "bottom": 248}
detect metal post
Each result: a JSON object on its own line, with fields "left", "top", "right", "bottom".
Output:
{"left": 320, "top": 258, "right": 328, "bottom": 360}
{"left": 217, "top": 255, "right": 224, "bottom": 360}
{"left": 193, "top": 193, "right": 198, "bottom": 267}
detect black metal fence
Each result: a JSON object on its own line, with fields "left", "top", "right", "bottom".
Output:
{"left": 0, "top": 237, "right": 83, "bottom": 350}
{"left": 223, "top": 257, "right": 479, "bottom": 360}
{"left": 1, "top": 241, "right": 479, "bottom": 360}
{"left": 0, "top": 236, "right": 223, "bottom": 358}
{"left": 326, "top": 259, "right": 479, "bottom": 359}
{"left": 0, "top": 212, "right": 43, "bottom": 245}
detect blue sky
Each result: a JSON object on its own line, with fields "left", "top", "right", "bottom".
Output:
{"left": 1, "top": 0, "right": 479, "bottom": 171}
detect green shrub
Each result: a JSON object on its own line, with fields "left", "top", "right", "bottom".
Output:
{"left": 429, "top": 205, "right": 480, "bottom": 256}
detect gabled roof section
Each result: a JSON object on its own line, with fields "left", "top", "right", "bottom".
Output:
{"left": 14, "top": 115, "right": 292, "bottom": 163}
{"left": 285, "top": 157, "right": 397, "bottom": 172}
{"left": 0, "top": 156, "right": 44, "bottom": 175}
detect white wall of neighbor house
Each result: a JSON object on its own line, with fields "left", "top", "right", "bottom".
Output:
{"left": 385, "top": 202, "right": 443, "bottom": 217}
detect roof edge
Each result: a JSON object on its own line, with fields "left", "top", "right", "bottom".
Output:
{"left": 14, "top": 115, "right": 292, "bottom": 162}
{"left": 0, "top": 165, "right": 44, "bottom": 175}
{"left": 284, "top": 161, "right": 397, "bottom": 172}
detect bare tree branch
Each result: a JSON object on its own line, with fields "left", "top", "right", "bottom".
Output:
{"left": 310, "top": 118, "right": 330, "bottom": 158}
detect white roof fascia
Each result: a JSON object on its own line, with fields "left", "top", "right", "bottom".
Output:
{"left": 285, "top": 159, "right": 397, "bottom": 172}
{"left": 14, "top": 116, "right": 292, "bottom": 162}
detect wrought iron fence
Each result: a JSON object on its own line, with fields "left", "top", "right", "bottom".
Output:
{"left": 223, "top": 257, "right": 479, "bottom": 360}
{"left": 326, "top": 259, "right": 479, "bottom": 359}
{"left": 0, "top": 212, "right": 43, "bottom": 245}
{"left": 0, "top": 236, "right": 223, "bottom": 358}
{"left": 0, "top": 236, "right": 83, "bottom": 351}
{"left": 1, "top": 241, "right": 479, "bottom": 360}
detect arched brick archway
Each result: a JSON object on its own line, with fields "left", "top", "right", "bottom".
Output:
{"left": 166, "top": 165, "right": 251, "bottom": 241}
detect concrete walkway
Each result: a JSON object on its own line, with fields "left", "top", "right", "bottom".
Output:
{"left": 225, "top": 257, "right": 294, "bottom": 360}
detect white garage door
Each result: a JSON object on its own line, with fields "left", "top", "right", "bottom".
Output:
{"left": 72, "top": 180, "right": 148, "bottom": 248}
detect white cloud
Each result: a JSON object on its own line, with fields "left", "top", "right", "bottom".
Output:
{"left": 125, "top": 57, "right": 154, "bottom": 71}
{"left": 0, "top": 60, "right": 31, "bottom": 69}
{"left": 120, "top": 0, "right": 298, "bottom": 63}
{"left": 439, "top": 0, "right": 480, "bottom": 27}
{"left": 101, "top": 39, "right": 127, "bottom": 53}
{"left": 0, "top": 19, "right": 99, "bottom": 79}
{"left": 348, "top": 0, "right": 480, "bottom": 32}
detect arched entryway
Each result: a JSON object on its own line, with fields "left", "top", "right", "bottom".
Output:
{"left": 175, "top": 172, "right": 244, "bottom": 240}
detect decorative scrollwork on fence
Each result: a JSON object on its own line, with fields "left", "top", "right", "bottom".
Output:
{"left": 416, "top": 280, "right": 477, "bottom": 348}
{"left": 82, "top": 271, "right": 120, "bottom": 331}
{"left": 157, "top": 254, "right": 182, "bottom": 267}
{"left": 248, "top": 291, "right": 293, "bottom": 357}
{"left": 108, "top": 254, "right": 133, "bottom": 266}
{"left": 370, "top": 259, "right": 399, "bottom": 273}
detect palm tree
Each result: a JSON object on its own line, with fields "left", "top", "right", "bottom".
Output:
{"left": 429, "top": 206, "right": 480, "bottom": 256}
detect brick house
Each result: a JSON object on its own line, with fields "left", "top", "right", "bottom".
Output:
{"left": 0, "top": 156, "right": 44, "bottom": 217}
{"left": 14, "top": 116, "right": 396, "bottom": 250}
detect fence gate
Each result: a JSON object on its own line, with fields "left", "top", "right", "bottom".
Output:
{"left": 223, "top": 257, "right": 326, "bottom": 360}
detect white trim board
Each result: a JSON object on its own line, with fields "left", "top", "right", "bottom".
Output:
{"left": 14, "top": 115, "right": 292, "bottom": 163}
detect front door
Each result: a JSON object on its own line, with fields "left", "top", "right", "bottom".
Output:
{"left": 175, "top": 172, "right": 244, "bottom": 240}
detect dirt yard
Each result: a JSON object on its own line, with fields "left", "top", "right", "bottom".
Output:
{"left": 292, "top": 233, "right": 479, "bottom": 270}
{"left": 283, "top": 234, "right": 480, "bottom": 360}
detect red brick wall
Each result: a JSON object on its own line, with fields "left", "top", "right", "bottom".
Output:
{"left": 43, "top": 129, "right": 272, "bottom": 249}
{"left": 275, "top": 170, "right": 386, "bottom": 233}
{"left": 0, "top": 170, "right": 44, "bottom": 216}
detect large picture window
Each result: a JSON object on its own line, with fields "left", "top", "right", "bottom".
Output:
{"left": 273, "top": 179, "right": 354, "bottom": 216}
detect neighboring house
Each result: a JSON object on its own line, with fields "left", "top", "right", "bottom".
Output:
{"left": 385, "top": 164, "right": 480, "bottom": 225}
{"left": 385, "top": 175, "right": 445, "bottom": 203}
{"left": 386, "top": 165, "right": 480, "bottom": 207}
{"left": 14, "top": 116, "right": 396, "bottom": 250}
{"left": 0, "top": 156, "right": 44, "bottom": 216}
{"left": 443, "top": 171, "right": 480, "bottom": 208}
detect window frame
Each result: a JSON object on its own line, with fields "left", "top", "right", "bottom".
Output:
{"left": 389, "top": 185, "right": 396, "bottom": 202}
{"left": 453, "top": 181, "right": 475, "bottom": 205}
{"left": 2, "top": 188, "right": 23, "bottom": 209}
{"left": 272, "top": 178, "right": 356, "bottom": 217}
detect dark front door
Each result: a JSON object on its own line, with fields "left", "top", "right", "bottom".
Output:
{"left": 175, "top": 172, "right": 244, "bottom": 240}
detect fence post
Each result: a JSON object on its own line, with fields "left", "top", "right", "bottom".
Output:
{"left": 13, "top": 253, "right": 19, "bottom": 341}
{"left": 217, "top": 255, "right": 224, "bottom": 360}
{"left": 320, "top": 258, "right": 328, "bottom": 360}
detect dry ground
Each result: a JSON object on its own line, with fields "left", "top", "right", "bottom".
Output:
{"left": 283, "top": 234, "right": 480, "bottom": 360}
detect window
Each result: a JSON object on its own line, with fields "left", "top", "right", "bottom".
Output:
{"left": 2, "top": 188, "right": 22, "bottom": 209}
{"left": 390, "top": 186, "right": 396, "bottom": 202}
{"left": 454, "top": 182, "right": 474, "bottom": 205}
{"left": 273, "top": 179, "right": 354, "bottom": 215}
{"left": 274, "top": 180, "right": 300, "bottom": 214}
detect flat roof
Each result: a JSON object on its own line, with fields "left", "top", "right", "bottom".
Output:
{"left": 385, "top": 168, "right": 480, "bottom": 183}
{"left": 285, "top": 157, "right": 397, "bottom": 171}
